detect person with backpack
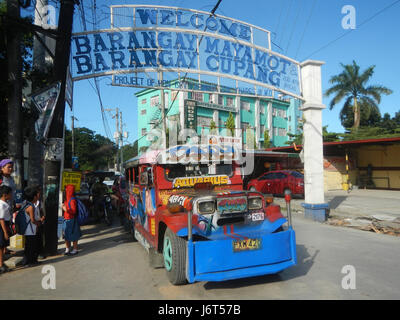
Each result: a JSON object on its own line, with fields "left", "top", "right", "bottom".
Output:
{"left": 62, "top": 184, "right": 81, "bottom": 256}
{"left": 0, "top": 186, "right": 13, "bottom": 274}
{"left": 21, "top": 186, "right": 44, "bottom": 266}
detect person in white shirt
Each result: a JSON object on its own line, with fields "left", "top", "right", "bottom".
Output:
{"left": 0, "top": 185, "right": 13, "bottom": 273}
{"left": 22, "top": 187, "right": 44, "bottom": 266}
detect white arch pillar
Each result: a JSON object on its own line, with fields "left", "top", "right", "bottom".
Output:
{"left": 300, "top": 60, "right": 329, "bottom": 221}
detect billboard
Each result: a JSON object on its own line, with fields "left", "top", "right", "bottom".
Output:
{"left": 70, "top": 5, "right": 302, "bottom": 100}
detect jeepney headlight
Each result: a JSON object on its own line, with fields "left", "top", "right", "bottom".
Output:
{"left": 248, "top": 197, "right": 263, "bottom": 210}
{"left": 198, "top": 201, "right": 215, "bottom": 214}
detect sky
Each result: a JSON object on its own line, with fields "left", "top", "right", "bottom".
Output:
{"left": 24, "top": 0, "right": 400, "bottom": 144}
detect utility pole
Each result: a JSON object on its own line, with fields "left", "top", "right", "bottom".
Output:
{"left": 29, "top": 0, "right": 52, "bottom": 187}
{"left": 71, "top": 116, "right": 78, "bottom": 157}
{"left": 105, "top": 107, "right": 120, "bottom": 172}
{"left": 119, "top": 111, "right": 123, "bottom": 172}
{"left": 43, "top": 0, "right": 77, "bottom": 256}
{"left": 7, "top": 0, "right": 24, "bottom": 190}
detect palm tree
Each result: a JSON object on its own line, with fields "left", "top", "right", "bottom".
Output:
{"left": 325, "top": 60, "right": 392, "bottom": 130}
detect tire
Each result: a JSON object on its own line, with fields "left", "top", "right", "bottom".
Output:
{"left": 105, "top": 206, "right": 113, "bottom": 226}
{"left": 163, "top": 228, "right": 187, "bottom": 285}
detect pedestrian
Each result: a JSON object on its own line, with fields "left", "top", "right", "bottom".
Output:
{"left": 33, "top": 185, "right": 46, "bottom": 259}
{"left": 62, "top": 184, "right": 81, "bottom": 256}
{"left": 0, "top": 159, "right": 17, "bottom": 208}
{"left": 0, "top": 185, "right": 13, "bottom": 274}
{"left": 22, "top": 186, "right": 44, "bottom": 266}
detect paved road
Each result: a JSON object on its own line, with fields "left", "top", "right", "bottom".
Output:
{"left": 0, "top": 215, "right": 399, "bottom": 300}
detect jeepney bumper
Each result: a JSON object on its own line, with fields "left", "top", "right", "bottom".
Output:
{"left": 186, "top": 228, "right": 296, "bottom": 283}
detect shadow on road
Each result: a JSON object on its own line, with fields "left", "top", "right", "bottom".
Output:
{"left": 328, "top": 196, "right": 347, "bottom": 210}
{"left": 40, "top": 222, "right": 135, "bottom": 266}
{"left": 203, "top": 245, "right": 317, "bottom": 290}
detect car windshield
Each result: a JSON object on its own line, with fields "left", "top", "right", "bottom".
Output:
{"left": 164, "top": 164, "right": 233, "bottom": 180}
{"left": 291, "top": 171, "right": 304, "bottom": 178}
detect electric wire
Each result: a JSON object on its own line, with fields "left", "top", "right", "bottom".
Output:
{"left": 294, "top": 0, "right": 317, "bottom": 60}
{"left": 302, "top": 0, "right": 400, "bottom": 60}
{"left": 284, "top": 0, "right": 303, "bottom": 55}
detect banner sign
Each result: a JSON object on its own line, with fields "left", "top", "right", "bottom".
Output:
{"left": 61, "top": 171, "right": 82, "bottom": 192}
{"left": 184, "top": 99, "right": 197, "bottom": 130}
{"left": 32, "top": 82, "right": 61, "bottom": 142}
{"left": 70, "top": 5, "right": 302, "bottom": 99}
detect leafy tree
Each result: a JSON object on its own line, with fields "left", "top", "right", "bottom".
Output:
{"left": 225, "top": 112, "right": 235, "bottom": 136}
{"left": 210, "top": 119, "right": 216, "bottom": 130}
{"left": 64, "top": 127, "right": 117, "bottom": 171}
{"left": 340, "top": 99, "right": 382, "bottom": 128}
{"left": 263, "top": 130, "right": 270, "bottom": 148}
{"left": 325, "top": 60, "right": 392, "bottom": 131}
{"left": 121, "top": 141, "right": 138, "bottom": 161}
{"left": 322, "top": 126, "right": 340, "bottom": 142}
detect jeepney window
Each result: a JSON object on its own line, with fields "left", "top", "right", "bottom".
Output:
{"left": 133, "top": 167, "right": 139, "bottom": 184}
{"left": 164, "top": 163, "right": 233, "bottom": 180}
{"left": 127, "top": 168, "right": 133, "bottom": 183}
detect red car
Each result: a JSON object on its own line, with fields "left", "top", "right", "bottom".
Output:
{"left": 247, "top": 170, "right": 304, "bottom": 198}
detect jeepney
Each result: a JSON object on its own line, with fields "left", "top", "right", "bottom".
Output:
{"left": 124, "top": 144, "right": 296, "bottom": 285}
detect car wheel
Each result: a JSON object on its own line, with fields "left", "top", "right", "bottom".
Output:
{"left": 163, "top": 228, "right": 187, "bottom": 285}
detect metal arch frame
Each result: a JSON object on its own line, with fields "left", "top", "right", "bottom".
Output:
{"left": 71, "top": 5, "right": 303, "bottom": 100}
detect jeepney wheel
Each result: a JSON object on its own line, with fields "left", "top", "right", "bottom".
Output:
{"left": 163, "top": 228, "right": 187, "bottom": 285}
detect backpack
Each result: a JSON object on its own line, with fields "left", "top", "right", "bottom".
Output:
{"left": 14, "top": 202, "right": 34, "bottom": 235}
{"left": 68, "top": 197, "right": 89, "bottom": 226}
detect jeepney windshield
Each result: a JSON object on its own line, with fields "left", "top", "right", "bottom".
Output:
{"left": 164, "top": 163, "right": 233, "bottom": 180}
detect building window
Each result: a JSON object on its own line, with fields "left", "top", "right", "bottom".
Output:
{"left": 141, "top": 99, "right": 147, "bottom": 104}
{"left": 171, "top": 90, "right": 179, "bottom": 102}
{"left": 218, "top": 95, "right": 224, "bottom": 105}
{"left": 261, "top": 105, "right": 265, "bottom": 114}
{"left": 209, "top": 94, "right": 216, "bottom": 104}
{"left": 140, "top": 109, "right": 146, "bottom": 115}
{"left": 260, "top": 125, "right": 265, "bottom": 135}
{"left": 141, "top": 128, "right": 147, "bottom": 136}
{"left": 241, "top": 101, "right": 250, "bottom": 111}
{"left": 226, "top": 97, "right": 234, "bottom": 107}
{"left": 150, "top": 95, "right": 159, "bottom": 107}
{"left": 198, "top": 116, "right": 212, "bottom": 127}
{"left": 273, "top": 108, "right": 287, "bottom": 118}
{"left": 192, "top": 91, "right": 203, "bottom": 102}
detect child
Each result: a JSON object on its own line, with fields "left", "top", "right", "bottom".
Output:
{"left": 22, "top": 186, "right": 44, "bottom": 266}
{"left": 0, "top": 185, "right": 13, "bottom": 273}
{"left": 62, "top": 184, "right": 81, "bottom": 255}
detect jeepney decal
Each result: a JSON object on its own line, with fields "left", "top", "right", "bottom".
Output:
{"left": 172, "top": 175, "right": 229, "bottom": 188}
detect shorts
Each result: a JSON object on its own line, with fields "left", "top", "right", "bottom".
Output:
{"left": 0, "top": 226, "right": 10, "bottom": 249}
{"left": 63, "top": 218, "right": 82, "bottom": 242}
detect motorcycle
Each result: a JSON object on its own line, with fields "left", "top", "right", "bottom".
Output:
{"left": 103, "top": 193, "right": 114, "bottom": 226}
{"left": 90, "top": 193, "right": 113, "bottom": 226}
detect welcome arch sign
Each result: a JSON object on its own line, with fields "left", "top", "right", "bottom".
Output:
{"left": 70, "top": 5, "right": 302, "bottom": 100}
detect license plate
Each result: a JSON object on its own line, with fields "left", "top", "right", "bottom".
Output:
{"left": 233, "top": 238, "right": 262, "bottom": 252}
{"left": 251, "top": 212, "right": 264, "bottom": 222}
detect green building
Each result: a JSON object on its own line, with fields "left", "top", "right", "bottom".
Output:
{"left": 135, "top": 79, "right": 302, "bottom": 153}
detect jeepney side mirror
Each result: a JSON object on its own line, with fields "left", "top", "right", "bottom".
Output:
{"left": 140, "top": 172, "right": 149, "bottom": 186}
